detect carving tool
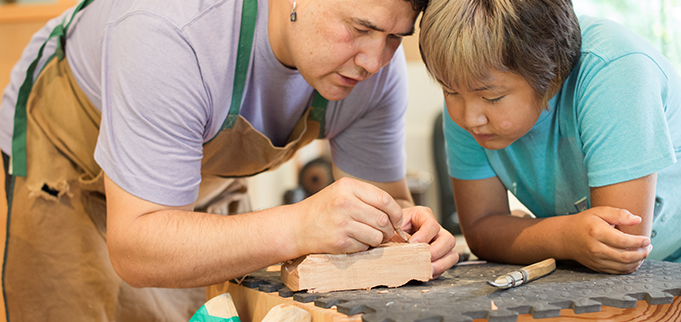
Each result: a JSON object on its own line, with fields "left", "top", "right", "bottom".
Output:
{"left": 487, "top": 258, "right": 556, "bottom": 289}
{"left": 393, "top": 227, "right": 409, "bottom": 243}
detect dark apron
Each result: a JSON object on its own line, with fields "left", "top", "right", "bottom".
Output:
{"left": 2, "top": 0, "right": 328, "bottom": 320}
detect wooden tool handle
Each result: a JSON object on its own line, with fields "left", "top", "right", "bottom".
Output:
{"left": 521, "top": 258, "right": 556, "bottom": 282}
{"left": 394, "top": 227, "right": 410, "bottom": 243}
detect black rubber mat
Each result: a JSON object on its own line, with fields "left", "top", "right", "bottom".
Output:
{"left": 234, "top": 260, "right": 681, "bottom": 322}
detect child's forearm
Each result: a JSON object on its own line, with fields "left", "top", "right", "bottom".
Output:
{"left": 464, "top": 213, "right": 570, "bottom": 264}
{"left": 464, "top": 208, "right": 651, "bottom": 274}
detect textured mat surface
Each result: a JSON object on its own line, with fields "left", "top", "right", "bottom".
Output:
{"left": 235, "top": 260, "right": 681, "bottom": 322}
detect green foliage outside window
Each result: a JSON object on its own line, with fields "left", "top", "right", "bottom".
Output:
{"left": 573, "top": 0, "right": 681, "bottom": 72}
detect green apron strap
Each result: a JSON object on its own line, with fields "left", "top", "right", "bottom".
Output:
{"left": 218, "top": 0, "right": 329, "bottom": 136}
{"left": 11, "top": 0, "right": 95, "bottom": 177}
{"left": 310, "top": 91, "right": 329, "bottom": 138}
{"left": 221, "top": 0, "right": 258, "bottom": 131}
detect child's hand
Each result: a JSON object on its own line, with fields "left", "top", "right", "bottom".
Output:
{"left": 401, "top": 206, "right": 459, "bottom": 278}
{"left": 565, "top": 207, "right": 652, "bottom": 274}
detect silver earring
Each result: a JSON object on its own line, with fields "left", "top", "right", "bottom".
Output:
{"left": 290, "top": 2, "right": 297, "bottom": 22}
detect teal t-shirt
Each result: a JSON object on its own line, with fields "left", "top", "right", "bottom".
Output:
{"left": 444, "top": 16, "right": 681, "bottom": 262}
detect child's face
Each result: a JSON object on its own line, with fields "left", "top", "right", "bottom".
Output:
{"left": 443, "top": 70, "right": 543, "bottom": 150}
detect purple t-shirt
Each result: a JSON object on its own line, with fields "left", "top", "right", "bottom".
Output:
{"left": 0, "top": 0, "right": 408, "bottom": 206}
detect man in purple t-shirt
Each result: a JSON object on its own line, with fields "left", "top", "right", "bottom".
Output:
{"left": 0, "top": 0, "right": 458, "bottom": 320}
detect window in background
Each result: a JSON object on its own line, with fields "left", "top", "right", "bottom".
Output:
{"left": 573, "top": 0, "right": 681, "bottom": 72}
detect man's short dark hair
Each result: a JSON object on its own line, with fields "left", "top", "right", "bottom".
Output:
{"left": 406, "top": 0, "right": 428, "bottom": 12}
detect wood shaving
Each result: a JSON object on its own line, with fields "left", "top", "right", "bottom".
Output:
{"left": 233, "top": 275, "right": 248, "bottom": 285}
{"left": 266, "top": 265, "right": 281, "bottom": 272}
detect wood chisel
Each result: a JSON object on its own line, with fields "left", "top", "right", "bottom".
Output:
{"left": 487, "top": 258, "right": 556, "bottom": 289}
{"left": 393, "top": 227, "right": 410, "bottom": 243}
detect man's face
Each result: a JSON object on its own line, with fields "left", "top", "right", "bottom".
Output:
{"left": 444, "top": 70, "right": 543, "bottom": 150}
{"left": 287, "top": 0, "right": 418, "bottom": 101}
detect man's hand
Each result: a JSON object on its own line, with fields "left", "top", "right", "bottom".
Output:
{"left": 290, "top": 177, "right": 404, "bottom": 255}
{"left": 288, "top": 178, "right": 458, "bottom": 278}
{"left": 400, "top": 206, "right": 458, "bottom": 278}
{"left": 563, "top": 207, "right": 652, "bottom": 274}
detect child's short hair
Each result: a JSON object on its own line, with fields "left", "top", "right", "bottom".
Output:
{"left": 419, "top": 0, "right": 581, "bottom": 108}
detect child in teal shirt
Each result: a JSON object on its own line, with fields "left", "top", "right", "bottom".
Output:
{"left": 419, "top": 0, "right": 681, "bottom": 274}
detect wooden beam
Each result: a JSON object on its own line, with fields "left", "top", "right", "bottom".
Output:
{"left": 281, "top": 243, "right": 432, "bottom": 293}
{"left": 206, "top": 281, "right": 362, "bottom": 322}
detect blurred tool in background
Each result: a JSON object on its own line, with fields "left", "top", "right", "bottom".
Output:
{"left": 283, "top": 157, "right": 334, "bottom": 205}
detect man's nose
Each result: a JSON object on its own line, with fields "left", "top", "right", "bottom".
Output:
{"left": 355, "top": 39, "right": 387, "bottom": 75}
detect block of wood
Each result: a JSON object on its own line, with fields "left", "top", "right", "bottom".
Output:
{"left": 281, "top": 243, "right": 432, "bottom": 293}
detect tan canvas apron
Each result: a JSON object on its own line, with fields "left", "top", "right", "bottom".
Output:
{"left": 2, "top": 0, "right": 329, "bottom": 320}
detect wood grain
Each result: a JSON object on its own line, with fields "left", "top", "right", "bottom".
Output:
{"left": 281, "top": 243, "right": 432, "bottom": 293}
{"left": 262, "top": 303, "right": 311, "bottom": 322}
{"left": 513, "top": 298, "right": 681, "bottom": 321}
{"left": 204, "top": 293, "right": 240, "bottom": 319}
{"left": 524, "top": 258, "right": 556, "bottom": 282}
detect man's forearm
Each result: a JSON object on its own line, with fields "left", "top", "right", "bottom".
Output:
{"left": 108, "top": 206, "right": 299, "bottom": 288}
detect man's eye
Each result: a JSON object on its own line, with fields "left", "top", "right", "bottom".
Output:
{"left": 355, "top": 27, "right": 369, "bottom": 34}
{"left": 388, "top": 34, "right": 402, "bottom": 41}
